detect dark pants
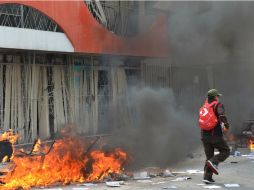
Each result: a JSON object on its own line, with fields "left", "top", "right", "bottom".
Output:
{"left": 202, "top": 136, "right": 230, "bottom": 179}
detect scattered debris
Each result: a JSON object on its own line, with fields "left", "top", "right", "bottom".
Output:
{"left": 107, "top": 172, "right": 131, "bottom": 181}
{"left": 162, "top": 186, "right": 177, "bottom": 189}
{"left": 197, "top": 183, "right": 206, "bottom": 186}
{"left": 224, "top": 184, "right": 240, "bottom": 188}
{"left": 186, "top": 153, "right": 194, "bottom": 159}
{"left": 203, "top": 185, "right": 222, "bottom": 189}
{"left": 149, "top": 172, "right": 158, "bottom": 178}
{"left": 0, "top": 161, "right": 16, "bottom": 173}
{"left": 186, "top": 169, "right": 204, "bottom": 174}
{"left": 230, "top": 161, "right": 238, "bottom": 164}
{"left": 247, "top": 156, "right": 254, "bottom": 159}
{"left": 106, "top": 181, "right": 124, "bottom": 187}
{"left": 137, "top": 179, "right": 152, "bottom": 183}
{"left": 160, "top": 169, "right": 175, "bottom": 177}
{"left": 170, "top": 169, "right": 203, "bottom": 175}
{"left": 171, "top": 177, "right": 191, "bottom": 182}
{"left": 152, "top": 181, "right": 166, "bottom": 185}
{"left": 242, "top": 152, "right": 254, "bottom": 158}
{"left": 79, "top": 183, "right": 97, "bottom": 187}
{"left": 172, "top": 171, "right": 186, "bottom": 174}
{"left": 15, "top": 139, "right": 56, "bottom": 157}
{"left": 234, "top": 151, "right": 241, "bottom": 157}
{"left": 133, "top": 171, "right": 151, "bottom": 180}
{"left": 143, "top": 167, "right": 161, "bottom": 177}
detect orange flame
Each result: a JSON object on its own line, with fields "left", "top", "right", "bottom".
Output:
{"left": 1, "top": 136, "right": 127, "bottom": 190}
{"left": 249, "top": 140, "right": 254, "bottom": 150}
{"left": 0, "top": 131, "right": 19, "bottom": 145}
{"left": 1, "top": 156, "right": 9, "bottom": 163}
{"left": 32, "top": 139, "right": 41, "bottom": 153}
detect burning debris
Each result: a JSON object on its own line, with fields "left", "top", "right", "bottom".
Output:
{"left": 0, "top": 129, "right": 128, "bottom": 190}
{"left": 224, "top": 120, "right": 254, "bottom": 156}
{"left": 235, "top": 120, "right": 254, "bottom": 147}
{"left": 0, "top": 130, "right": 18, "bottom": 165}
{"left": 0, "top": 125, "right": 196, "bottom": 190}
{"left": 249, "top": 140, "right": 254, "bottom": 151}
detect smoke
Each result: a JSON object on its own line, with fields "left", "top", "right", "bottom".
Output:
{"left": 108, "top": 87, "right": 199, "bottom": 168}
{"left": 165, "top": 1, "right": 254, "bottom": 133}
{"left": 105, "top": 2, "right": 254, "bottom": 167}
{"left": 77, "top": 1, "right": 254, "bottom": 168}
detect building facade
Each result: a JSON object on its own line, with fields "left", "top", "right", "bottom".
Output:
{"left": 0, "top": 1, "right": 170, "bottom": 143}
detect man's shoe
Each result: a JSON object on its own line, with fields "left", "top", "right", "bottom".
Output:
{"left": 206, "top": 160, "right": 219, "bottom": 175}
{"left": 203, "top": 178, "right": 215, "bottom": 184}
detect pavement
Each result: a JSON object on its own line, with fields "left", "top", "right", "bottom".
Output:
{"left": 33, "top": 148, "right": 254, "bottom": 190}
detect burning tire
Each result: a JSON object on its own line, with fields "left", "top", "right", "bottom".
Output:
{"left": 0, "top": 140, "right": 13, "bottom": 163}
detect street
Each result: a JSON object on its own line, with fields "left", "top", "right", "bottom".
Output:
{"left": 33, "top": 149, "right": 254, "bottom": 190}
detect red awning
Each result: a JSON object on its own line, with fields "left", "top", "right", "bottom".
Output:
{"left": 0, "top": 1, "right": 169, "bottom": 57}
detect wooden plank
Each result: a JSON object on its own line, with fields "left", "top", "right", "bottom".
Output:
{"left": 16, "top": 65, "right": 24, "bottom": 142}
{"left": 24, "top": 63, "right": 32, "bottom": 142}
{"left": 68, "top": 62, "right": 75, "bottom": 123}
{"left": 74, "top": 65, "right": 81, "bottom": 132}
{"left": 61, "top": 67, "right": 68, "bottom": 124}
{"left": 92, "top": 70, "right": 98, "bottom": 134}
{"left": 4, "top": 65, "right": 11, "bottom": 131}
{"left": 30, "top": 60, "right": 39, "bottom": 140}
{"left": 0, "top": 65, "right": 3, "bottom": 129}
{"left": 82, "top": 68, "right": 90, "bottom": 133}
{"left": 53, "top": 66, "right": 66, "bottom": 132}
{"left": 11, "top": 65, "right": 15, "bottom": 131}
{"left": 38, "top": 67, "right": 50, "bottom": 140}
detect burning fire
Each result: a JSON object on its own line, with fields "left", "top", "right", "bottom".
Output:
{"left": 0, "top": 131, "right": 19, "bottom": 162}
{"left": 249, "top": 140, "right": 254, "bottom": 151}
{"left": 0, "top": 131, "right": 128, "bottom": 190}
{"left": 0, "top": 130, "right": 19, "bottom": 145}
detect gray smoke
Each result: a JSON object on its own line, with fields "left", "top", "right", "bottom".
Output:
{"left": 108, "top": 87, "right": 199, "bottom": 168}
{"left": 104, "top": 1, "right": 254, "bottom": 167}
{"left": 166, "top": 1, "right": 254, "bottom": 133}
{"left": 168, "top": 1, "right": 254, "bottom": 65}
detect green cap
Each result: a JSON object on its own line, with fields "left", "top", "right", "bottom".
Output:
{"left": 207, "top": 89, "right": 222, "bottom": 97}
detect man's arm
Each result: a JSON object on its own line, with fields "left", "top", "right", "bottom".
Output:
{"left": 216, "top": 104, "right": 230, "bottom": 129}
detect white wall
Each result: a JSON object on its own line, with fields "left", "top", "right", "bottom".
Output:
{"left": 0, "top": 26, "right": 74, "bottom": 52}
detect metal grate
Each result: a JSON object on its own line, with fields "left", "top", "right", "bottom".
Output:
{"left": 84, "top": 1, "right": 137, "bottom": 36}
{"left": 0, "top": 4, "right": 62, "bottom": 32}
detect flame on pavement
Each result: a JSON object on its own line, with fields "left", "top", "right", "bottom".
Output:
{"left": 249, "top": 140, "right": 254, "bottom": 151}
{"left": 0, "top": 131, "right": 127, "bottom": 190}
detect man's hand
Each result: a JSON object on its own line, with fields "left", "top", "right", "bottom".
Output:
{"left": 222, "top": 122, "right": 230, "bottom": 133}
{"left": 224, "top": 122, "right": 230, "bottom": 129}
